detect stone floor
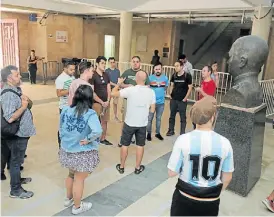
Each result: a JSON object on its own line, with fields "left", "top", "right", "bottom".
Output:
{"left": 1, "top": 82, "right": 274, "bottom": 216}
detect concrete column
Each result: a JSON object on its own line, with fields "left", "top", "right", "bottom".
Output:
{"left": 251, "top": 6, "right": 273, "bottom": 80}
{"left": 118, "top": 12, "right": 133, "bottom": 63}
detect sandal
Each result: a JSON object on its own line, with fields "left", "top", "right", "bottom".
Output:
{"left": 116, "top": 164, "right": 124, "bottom": 174}
{"left": 134, "top": 165, "right": 145, "bottom": 174}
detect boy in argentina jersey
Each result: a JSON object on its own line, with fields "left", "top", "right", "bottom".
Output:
{"left": 168, "top": 96, "right": 234, "bottom": 216}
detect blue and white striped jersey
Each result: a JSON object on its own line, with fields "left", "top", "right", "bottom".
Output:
{"left": 168, "top": 130, "right": 234, "bottom": 188}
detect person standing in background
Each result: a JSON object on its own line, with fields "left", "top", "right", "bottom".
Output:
{"left": 147, "top": 62, "right": 168, "bottom": 141}
{"left": 55, "top": 62, "right": 76, "bottom": 147}
{"left": 211, "top": 61, "right": 219, "bottom": 87}
{"left": 90, "top": 56, "right": 113, "bottom": 146}
{"left": 27, "top": 50, "right": 44, "bottom": 84}
{"left": 166, "top": 61, "right": 192, "bottom": 136}
{"left": 105, "top": 57, "right": 121, "bottom": 122}
{"left": 179, "top": 54, "right": 193, "bottom": 77}
{"left": 151, "top": 50, "right": 160, "bottom": 65}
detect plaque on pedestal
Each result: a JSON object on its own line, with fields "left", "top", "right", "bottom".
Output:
{"left": 215, "top": 103, "right": 267, "bottom": 196}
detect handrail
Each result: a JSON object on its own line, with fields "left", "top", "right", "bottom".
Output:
{"left": 192, "top": 23, "right": 222, "bottom": 56}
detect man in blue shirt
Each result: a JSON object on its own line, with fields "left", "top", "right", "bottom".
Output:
{"left": 147, "top": 62, "right": 168, "bottom": 141}
{"left": 105, "top": 57, "right": 121, "bottom": 122}
{"left": 168, "top": 96, "right": 234, "bottom": 216}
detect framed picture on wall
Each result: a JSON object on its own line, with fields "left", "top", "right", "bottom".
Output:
{"left": 56, "top": 31, "right": 68, "bottom": 43}
{"left": 136, "top": 35, "right": 147, "bottom": 52}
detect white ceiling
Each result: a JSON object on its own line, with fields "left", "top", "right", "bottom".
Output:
{"left": 1, "top": 0, "right": 273, "bottom": 15}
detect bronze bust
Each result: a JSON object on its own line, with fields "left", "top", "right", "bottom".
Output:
{"left": 223, "top": 35, "right": 269, "bottom": 108}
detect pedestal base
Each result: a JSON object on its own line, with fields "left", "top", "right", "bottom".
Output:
{"left": 215, "top": 103, "right": 266, "bottom": 197}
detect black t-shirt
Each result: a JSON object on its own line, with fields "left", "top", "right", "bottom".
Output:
{"left": 89, "top": 71, "right": 110, "bottom": 102}
{"left": 170, "top": 72, "right": 192, "bottom": 101}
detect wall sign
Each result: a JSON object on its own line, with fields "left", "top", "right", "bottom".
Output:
{"left": 56, "top": 31, "right": 68, "bottom": 43}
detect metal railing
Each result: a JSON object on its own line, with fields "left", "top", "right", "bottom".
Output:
{"left": 41, "top": 58, "right": 273, "bottom": 117}
{"left": 260, "top": 79, "right": 274, "bottom": 117}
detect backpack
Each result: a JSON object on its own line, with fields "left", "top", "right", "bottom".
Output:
{"left": 1, "top": 89, "right": 21, "bottom": 138}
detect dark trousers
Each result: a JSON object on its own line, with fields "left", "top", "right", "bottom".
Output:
{"left": 5, "top": 137, "right": 29, "bottom": 194}
{"left": 168, "top": 99, "right": 187, "bottom": 134}
{"left": 171, "top": 189, "right": 220, "bottom": 216}
{"left": 58, "top": 109, "right": 62, "bottom": 148}
{"left": 29, "top": 68, "right": 37, "bottom": 84}
{"left": 1, "top": 139, "right": 10, "bottom": 174}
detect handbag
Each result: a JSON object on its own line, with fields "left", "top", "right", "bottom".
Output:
{"left": 1, "top": 89, "right": 22, "bottom": 138}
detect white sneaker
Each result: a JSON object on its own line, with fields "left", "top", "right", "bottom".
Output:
{"left": 72, "top": 202, "right": 92, "bottom": 215}
{"left": 64, "top": 197, "right": 74, "bottom": 207}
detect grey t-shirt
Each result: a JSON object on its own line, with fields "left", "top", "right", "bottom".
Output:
{"left": 105, "top": 68, "right": 120, "bottom": 88}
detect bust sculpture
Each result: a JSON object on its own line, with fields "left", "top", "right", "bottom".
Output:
{"left": 223, "top": 35, "right": 269, "bottom": 108}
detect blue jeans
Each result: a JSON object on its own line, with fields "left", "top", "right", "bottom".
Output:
{"left": 147, "top": 104, "right": 165, "bottom": 134}
{"left": 6, "top": 137, "right": 29, "bottom": 194}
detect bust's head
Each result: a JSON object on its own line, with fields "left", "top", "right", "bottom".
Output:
{"left": 228, "top": 35, "right": 269, "bottom": 78}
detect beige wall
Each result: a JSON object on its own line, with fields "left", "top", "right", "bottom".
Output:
{"left": 83, "top": 19, "right": 120, "bottom": 60}
{"left": 131, "top": 20, "right": 173, "bottom": 65}
{"left": 1, "top": 12, "right": 30, "bottom": 73}
{"left": 46, "top": 15, "right": 83, "bottom": 62}
{"left": 265, "top": 22, "right": 274, "bottom": 79}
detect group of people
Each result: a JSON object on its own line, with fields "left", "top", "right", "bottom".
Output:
{"left": 1, "top": 52, "right": 273, "bottom": 215}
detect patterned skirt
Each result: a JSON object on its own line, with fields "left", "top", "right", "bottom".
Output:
{"left": 59, "top": 148, "right": 100, "bottom": 173}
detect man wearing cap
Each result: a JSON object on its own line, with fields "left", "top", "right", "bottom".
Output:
{"left": 1, "top": 65, "right": 35, "bottom": 199}
{"left": 167, "top": 96, "right": 234, "bottom": 216}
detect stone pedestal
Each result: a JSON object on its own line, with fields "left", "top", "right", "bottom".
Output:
{"left": 215, "top": 103, "right": 267, "bottom": 197}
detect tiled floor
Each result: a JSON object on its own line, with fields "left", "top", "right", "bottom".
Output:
{"left": 1, "top": 82, "right": 274, "bottom": 216}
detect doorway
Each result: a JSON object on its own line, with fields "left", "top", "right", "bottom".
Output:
{"left": 104, "top": 35, "right": 115, "bottom": 61}
{"left": 0, "top": 19, "right": 19, "bottom": 68}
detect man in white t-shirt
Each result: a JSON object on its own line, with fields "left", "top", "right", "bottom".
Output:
{"left": 111, "top": 71, "right": 156, "bottom": 175}
{"left": 55, "top": 61, "right": 75, "bottom": 146}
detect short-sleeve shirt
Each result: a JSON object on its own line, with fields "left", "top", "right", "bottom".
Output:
{"left": 168, "top": 130, "right": 234, "bottom": 188}
{"left": 170, "top": 72, "right": 192, "bottom": 101}
{"left": 105, "top": 68, "right": 120, "bottom": 88}
{"left": 119, "top": 85, "right": 156, "bottom": 127}
{"left": 68, "top": 79, "right": 93, "bottom": 106}
{"left": 199, "top": 79, "right": 216, "bottom": 100}
{"left": 149, "top": 74, "right": 169, "bottom": 104}
{"left": 55, "top": 72, "right": 75, "bottom": 110}
{"left": 121, "top": 68, "right": 150, "bottom": 86}
{"left": 89, "top": 71, "right": 110, "bottom": 102}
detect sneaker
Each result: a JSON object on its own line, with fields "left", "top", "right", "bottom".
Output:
{"left": 155, "top": 134, "right": 164, "bottom": 141}
{"left": 10, "top": 188, "right": 34, "bottom": 199}
{"left": 1, "top": 173, "right": 6, "bottom": 181}
{"left": 72, "top": 201, "right": 92, "bottom": 215}
{"left": 166, "top": 130, "right": 175, "bottom": 136}
{"left": 64, "top": 197, "right": 74, "bottom": 207}
{"left": 20, "top": 177, "right": 32, "bottom": 184}
{"left": 101, "top": 139, "right": 113, "bottom": 146}
{"left": 146, "top": 133, "right": 152, "bottom": 141}
{"left": 262, "top": 198, "right": 274, "bottom": 213}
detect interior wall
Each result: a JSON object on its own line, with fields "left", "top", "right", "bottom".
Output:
{"left": 46, "top": 15, "right": 83, "bottom": 62}
{"left": 1, "top": 12, "right": 30, "bottom": 73}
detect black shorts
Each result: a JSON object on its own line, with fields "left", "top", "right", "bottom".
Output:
{"left": 120, "top": 123, "right": 146, "bottom": 146}
{"left": 171, "top": 189, "right": 220, "bottom": 216}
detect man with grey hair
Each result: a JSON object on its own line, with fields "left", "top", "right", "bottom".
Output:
{"left": 1, "top": 65, "right": 35, "bottom": 199}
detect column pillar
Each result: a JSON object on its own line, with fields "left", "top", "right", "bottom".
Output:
{"left": 119, "top": 12, "right": 133, "bottom": 64}
{"left": 251, "top": 6, "right": 273, "bottom": 80}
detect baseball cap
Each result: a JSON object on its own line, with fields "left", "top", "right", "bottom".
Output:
{"left": 190, "top": 96, "right": 217, "bottom": 125}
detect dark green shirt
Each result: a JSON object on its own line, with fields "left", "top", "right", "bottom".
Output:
{"left": 121, "top": 68, "right": 150, "bottom": 86}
